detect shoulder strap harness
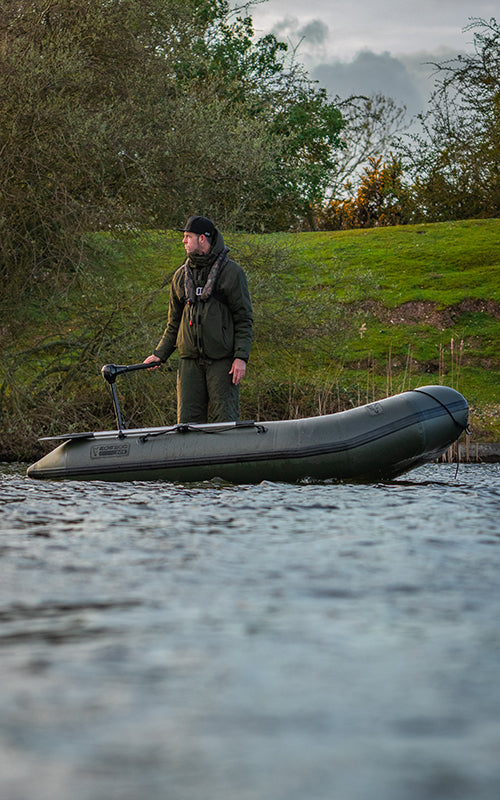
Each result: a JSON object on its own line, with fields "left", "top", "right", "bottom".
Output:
{"left": 184, "top": 246, "right": 229, "bottom": 326}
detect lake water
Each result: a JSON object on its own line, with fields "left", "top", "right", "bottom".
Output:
{"left": 1, "top": 462, "right": 500, "bottom": 800}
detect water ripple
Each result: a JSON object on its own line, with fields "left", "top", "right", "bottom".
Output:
{"left": 1, "top": 462, "right": 500, "bottom": 800}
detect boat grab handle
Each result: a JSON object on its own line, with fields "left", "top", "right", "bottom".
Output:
{"left": 411, "top": 387, "right": 470, "bottom": 433}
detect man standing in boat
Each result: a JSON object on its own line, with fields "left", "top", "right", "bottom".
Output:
{"left": 143, "top": 215, "right": 253, "bottom": 424}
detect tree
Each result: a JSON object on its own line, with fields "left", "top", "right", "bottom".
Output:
{"left": 259, "top": 81, "right": 344, "bottom": 230}
{"left": 328, "top": 93, "right": 408, "bottom": 200}
{"left": 317, "top": 155, "right": 414, "bottom": 230}
{"left": 0, "top": 0, "right": 195, "bottom": 292}
{"left": 0, "top": 0, "right": 344, "bottom": 299}
{"left": 399, "top": 17, "right": 500, "bottom": 222}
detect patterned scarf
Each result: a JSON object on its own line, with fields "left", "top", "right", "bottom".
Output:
{"left": 184, "top": 246, "right": 229, "bottom": 304}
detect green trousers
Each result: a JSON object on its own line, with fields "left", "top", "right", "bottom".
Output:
{"left": 176, "top": 357, "right": 240, "bottom": 423}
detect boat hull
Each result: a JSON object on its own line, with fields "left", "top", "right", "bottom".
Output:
{"left": 26, "top": 386, "right": 469, "bottom": 484}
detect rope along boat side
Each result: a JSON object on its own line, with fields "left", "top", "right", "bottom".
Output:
{"left": 27, "top": 365, "right": 468, "bottom": 483}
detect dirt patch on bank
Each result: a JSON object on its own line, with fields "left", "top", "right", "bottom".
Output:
{"left": 356, "top": 298, "right": 500, "bottom": 329}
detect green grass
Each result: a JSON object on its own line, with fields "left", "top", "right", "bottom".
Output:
{"left": 1, "top": 218, "right": 499, "bottom": 460}
{"left": 269, "top": 220, "right": 500, "bottom": 306}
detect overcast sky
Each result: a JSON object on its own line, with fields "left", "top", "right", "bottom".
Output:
{"left": 244, "top": 0, "right": 497, "bottom": 115}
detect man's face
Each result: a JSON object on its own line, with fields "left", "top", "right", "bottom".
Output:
{"left": 183, "top": 232, "right": 209, "bottom": 256}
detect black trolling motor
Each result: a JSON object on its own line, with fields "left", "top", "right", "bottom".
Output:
{"left": 101, "top": 362, "right": 157, "bottom": 435}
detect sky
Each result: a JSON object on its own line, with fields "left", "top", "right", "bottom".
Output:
{"left": 244, "top": 0, "right": 497, "bottom": 116}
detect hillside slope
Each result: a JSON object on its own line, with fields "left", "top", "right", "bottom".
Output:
{"left": 1, "top": 219, "right": 499, "bottom": 460}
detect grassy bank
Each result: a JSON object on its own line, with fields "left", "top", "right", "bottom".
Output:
{"left": 1, "top": 218, "right": 499, "bottom": 461}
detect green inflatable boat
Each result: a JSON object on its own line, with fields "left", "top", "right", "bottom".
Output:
{"left": 27, "top": 363, "right": 469, "bottom": 484}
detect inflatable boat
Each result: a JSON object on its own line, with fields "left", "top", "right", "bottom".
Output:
{"left": 26, "top": 363, "right": 469, "bottom": 484}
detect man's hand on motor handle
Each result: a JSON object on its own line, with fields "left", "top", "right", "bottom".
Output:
{"left": 143, "top": 354, "right": 162, "bottom": 370}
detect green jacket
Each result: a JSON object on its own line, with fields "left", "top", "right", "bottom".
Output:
{"left": 153, "top": 231, "right": 253, "bottom": 363}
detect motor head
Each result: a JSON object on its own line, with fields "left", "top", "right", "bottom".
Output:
{"left": 101, "top": 363, "right": 122, "bottom": 384}
{"left": 101, "top": 362, "right": 154, "bottom": 384}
